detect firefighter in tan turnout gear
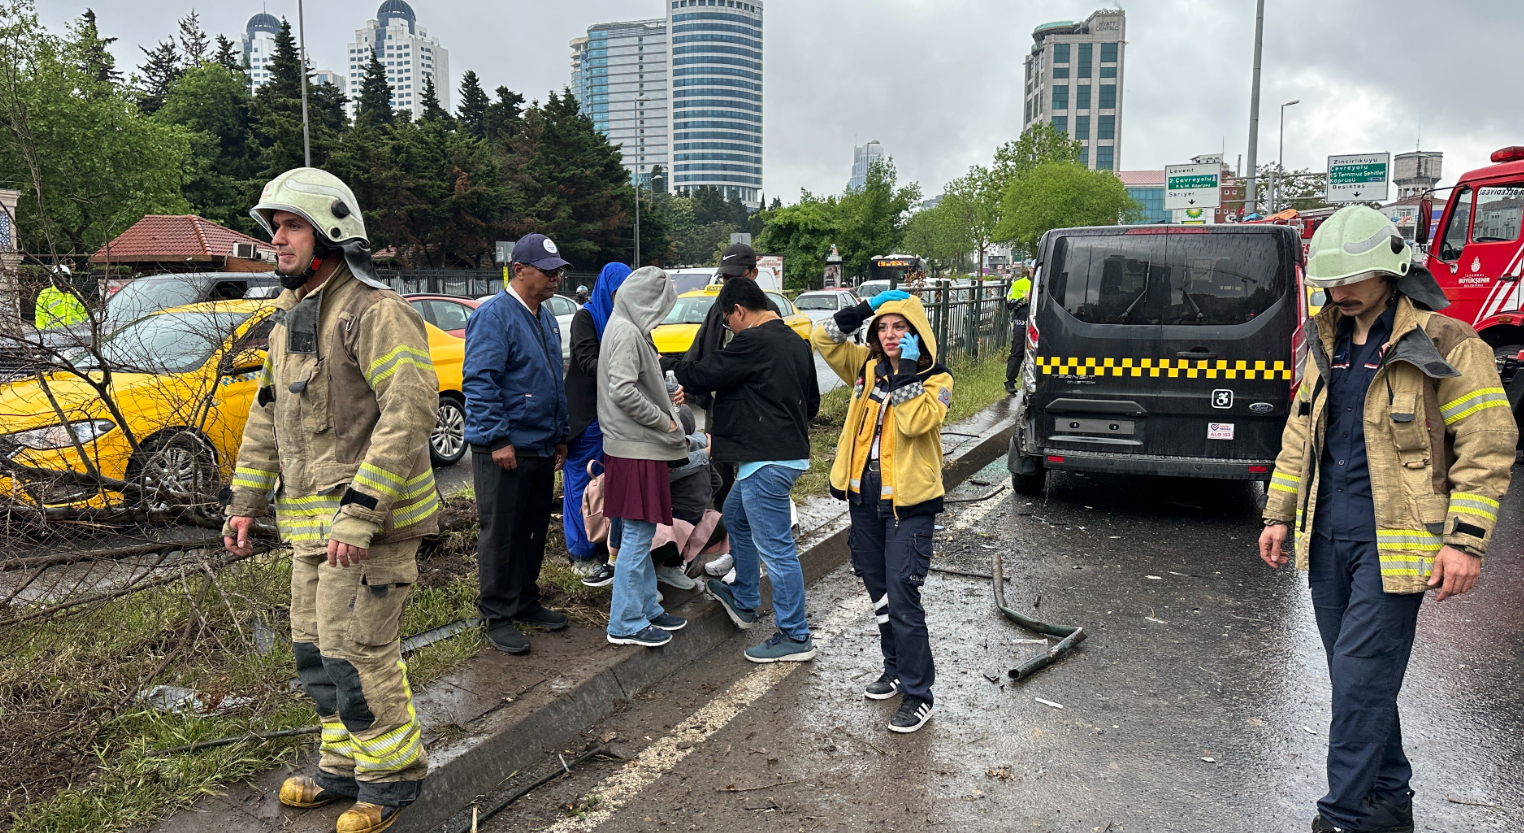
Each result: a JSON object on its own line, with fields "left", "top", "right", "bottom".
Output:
{"left": 223, "top": 168, "right": 440, "bottom": 833}
{"left": 1258, "top": 205, "right": 1515, "bottom": 833}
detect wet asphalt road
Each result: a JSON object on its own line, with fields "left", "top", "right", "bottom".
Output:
{"left": 462, "top": 459, "right": 1524, "bottom": 833}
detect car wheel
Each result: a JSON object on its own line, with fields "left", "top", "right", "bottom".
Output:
{"left": 430, "top": 396, "right": 467, "bottom": 467}
{"left": 127, "top": 432, "right": 219, "bottom": 509}
{"left": 1012, "top": 464, "right": 1046, "bottom": 496}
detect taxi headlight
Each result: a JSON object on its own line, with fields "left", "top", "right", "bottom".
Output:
{"left": 4, "top": 419, "right": 117, "bottom": 450}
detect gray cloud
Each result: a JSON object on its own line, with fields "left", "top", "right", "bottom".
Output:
{"left": 35, "top": 0, "right": 1524, "bottom": 202}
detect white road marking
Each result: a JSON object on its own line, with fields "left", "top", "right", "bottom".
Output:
{"left": 539, "top": 488, "right": 1012, "bottom": 832}
{"left": 542, "top": 593, "right": 871, "bottom": 833}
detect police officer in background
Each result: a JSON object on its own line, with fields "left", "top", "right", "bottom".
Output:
{"left": 1003, "top": 266, "right": 1032, "bottom": 395}
{"left": 1258, "top": 205, "right": 1515, "bottom": 833}
{"left": 225, "top": 168, "right": 440, "bottom": 833}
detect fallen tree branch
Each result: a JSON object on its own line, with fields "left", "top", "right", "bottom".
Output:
{"left": 147, "top": 726, "right": 321, "bottom": 758}
{"left": 0, "top": 537, "right": 224, "bottom": 572}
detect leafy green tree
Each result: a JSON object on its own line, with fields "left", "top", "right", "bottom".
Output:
{"left": 0, "top": 4, "right": 190, "bottom": 259}
{"left": 939, "top": 165, "right": 1003, "bottom": 277}
{"left": 902, "top": 202, "right": 962, "bottom": 277}
{"left": 155, "top": 62, "right": 260, "bottom": 232}
{"left": 499, "top": 89, "right": 631, "bottom": 268}
{"left": 997, "top": 161, "right": 1141, "bottom": 257}
{"left": 456, "top": 70, "right": 489, "bottom": 138}
{"left": 755, "top": 193, "right": 838, "bottom": 290}
{"left": 834, "top": 158, "right": 920, "bottom": 277}
{"left": 134, "top": 38, "right": 181, "bottom": 115}
{"left": 992, "top": 121, "right": 1083, "bottom": 183}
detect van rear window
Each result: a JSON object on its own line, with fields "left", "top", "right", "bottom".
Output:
{"left": 1048, "top": 234, "right": 1285, "bottom": 326}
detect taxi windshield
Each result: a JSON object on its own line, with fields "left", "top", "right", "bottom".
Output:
{"left": 87, "top": 311, "right": 249, "bottom": 374}
{"left": 662, "top": 295, "right": 716, "bottom": 326}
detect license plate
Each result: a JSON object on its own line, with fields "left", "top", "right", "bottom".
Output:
{"left": 1057, "top": 417, "right": 1135, "bottom": 436}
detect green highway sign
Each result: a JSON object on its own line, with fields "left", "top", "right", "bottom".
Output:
{"left": 1326, "top": 153, "right": 1390, "bottom": 202}
{"left": 1164, "top": 163, "right": 1221, "bottom": 211}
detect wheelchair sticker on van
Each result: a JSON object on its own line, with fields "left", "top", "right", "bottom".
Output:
{"left": 1208, "top": 423, "right": 1235, "bottom": 440}
{"left": 1211, "top": 389, "right": 1233, "bottom": 409}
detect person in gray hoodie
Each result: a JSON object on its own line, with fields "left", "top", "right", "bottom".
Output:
{"left": 597, "top": 266, "right": 692, "bottom": 647}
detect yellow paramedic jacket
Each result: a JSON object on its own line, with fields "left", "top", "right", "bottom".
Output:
{"left": 224, "top": 265, "right": 441, "bottom": 554}
{"left": 1264, "top": 294, "right": 1516, "bottom": 593}
{"left": 812, "top": 295, "right": 953, "bottom": 518}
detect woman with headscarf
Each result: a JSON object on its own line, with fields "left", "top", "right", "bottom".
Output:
{"left": 563, "top": 262, "right": 631, "bottom": 586}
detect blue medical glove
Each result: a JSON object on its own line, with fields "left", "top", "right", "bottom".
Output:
{"left": 898, "top": 334, "right": 921, "bottom": 362}
{"left": 868, "top": 289, "right": 911, "bottom": 311}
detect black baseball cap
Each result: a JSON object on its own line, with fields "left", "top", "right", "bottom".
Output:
{"left": 717, "top": 243, "right": 758, "bottom": 276}
{"left": 511, "top": 233, "right": 572, "bottom": 272}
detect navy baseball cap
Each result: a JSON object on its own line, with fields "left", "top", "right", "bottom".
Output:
{"left": 512, "top": 233, "right": 572, "bottom": 271}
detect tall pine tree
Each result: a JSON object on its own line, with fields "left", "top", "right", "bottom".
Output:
{"left": 354, "top": 51, "right": 395, "bottom": 127}
{"left": 213, "top": 35, "right": 242, "bottom": 75}
{"left": 135, "top": 39, "right": 182, "bottom": 115}
{"left": 177, "top": 11, "right": 208, "bottom": 65}
{"left": 250, "top": 18, "right": 342, "bottom": 175}
{"left": 419, "top": 75, "right": 451, "bottom": 125}
{"left": 456, "top": 70, "right": 489, "bottom": 138}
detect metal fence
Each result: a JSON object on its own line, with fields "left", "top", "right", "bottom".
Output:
{"left": 916, "top": 280, "right": 1015, "bottom": 364}
{"left": 374, "top": 268, "right": 602, "bottom": 299}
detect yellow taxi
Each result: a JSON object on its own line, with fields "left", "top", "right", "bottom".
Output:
{"left": 650, "top": 285, "right": 813, "bottom": 357}
{"left": 0, "top": 299, "right": 465, "bottom": 508}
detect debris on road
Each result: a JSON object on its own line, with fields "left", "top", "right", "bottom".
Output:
{"left": 992, "top": 549, "right": 1087, "bottom": 680}
{"left": 137, "top": 685, "right": 253, "bottom": 716}
{"left": 1035, "top": 697, "right": 1064, "bottom": 709}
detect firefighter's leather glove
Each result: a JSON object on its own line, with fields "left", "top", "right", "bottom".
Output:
{"left": 869, "top": 290, "right": 911, "bottom": 310}
{"left": 898, "top": 334, "right": 921, "bottom": 362}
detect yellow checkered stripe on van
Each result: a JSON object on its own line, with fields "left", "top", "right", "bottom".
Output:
{"left": 1035, "top": 357, "right": 1292, "bottom": 380}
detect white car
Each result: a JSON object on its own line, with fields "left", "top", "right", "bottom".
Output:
{"left": 793, "top": 289, "right": 863, "bottom": 324}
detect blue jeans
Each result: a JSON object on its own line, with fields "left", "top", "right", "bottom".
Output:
{"left": 562, "top": 421, "right": 604, "bottom": 560}
{"left": 608, "top": 519, "right": 664, "bottom": 637}
{"left": 723, "top": 464, "right": 809, "bottom": 641}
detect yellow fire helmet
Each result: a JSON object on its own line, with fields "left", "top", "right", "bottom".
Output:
{"left": 250, "top": 167, "right": 368, "bottom": 246}
{"left": 1305, "top": 204, "right": 1410, "bottom": 289}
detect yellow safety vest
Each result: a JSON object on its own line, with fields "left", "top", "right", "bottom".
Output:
{"left": 1008, "top": 277, "right": 1031, "bottom": 303}
{"left": 35, "top": 285, "right": 87, "bottom": 329}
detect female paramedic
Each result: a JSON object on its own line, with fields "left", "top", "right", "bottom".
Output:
{"left": 811, "top": 289, "right": 953, "bottom": 734}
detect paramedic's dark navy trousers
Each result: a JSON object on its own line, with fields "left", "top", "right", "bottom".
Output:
{"left": 1308, "top": 534, "right": 1423, "bottom": 829}
{"left": 848, "top": 467, "right": 935, "bottom": 703}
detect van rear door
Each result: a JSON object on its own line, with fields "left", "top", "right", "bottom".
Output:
{"left": 1031, "top": 225, "right": 1298, "bottom": 469}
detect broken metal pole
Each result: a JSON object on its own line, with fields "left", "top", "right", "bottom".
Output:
{"left": 992, "top": 549, "right": 1087, "bottom": 680}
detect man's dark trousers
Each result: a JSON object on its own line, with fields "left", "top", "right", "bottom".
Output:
{"left": 1005, "top": 303, "right": 1029, "bottom": 387}
{"left": 848, "top": 466, "right": 935, "bottom": 703}
{"left": 1308, "top": 533, "right": 1424, "bottom": 829}
{"left": 473, "top": 449, "right": 556, "bottom": 626}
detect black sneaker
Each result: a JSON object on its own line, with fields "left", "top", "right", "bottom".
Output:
{"left": 513, "top": 603, "right": 569, "bottom": 631}
{"left": 487, "top": 623, "right": 530, "bottom": 654}
{"left": 1363, "top": 790, "right": 1414, "bottom": 833}
{"left": 864, "top": 673, "right": 900, "bottom": 701}
{"left": 888, "top": 695, "right": 933, "bottom": 734}
{"left": 706, "top": 578, "right": 757, "bottom": 630}
{"left": 581, "top": 562, "right": 616, "bottom": 588}
{"left": 1004, "top": 380, "right": 1018, "bottom": 395}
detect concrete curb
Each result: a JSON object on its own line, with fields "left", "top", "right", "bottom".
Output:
{"left": 148, "top": 400, "right": 1015, "bottom": 833}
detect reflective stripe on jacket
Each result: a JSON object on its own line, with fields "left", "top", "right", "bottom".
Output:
{"left": 1265, "top": 294, "right": 1516, "bottom": 593}
{"left": 225, "top": 265, "right": 441, "bottom": 553}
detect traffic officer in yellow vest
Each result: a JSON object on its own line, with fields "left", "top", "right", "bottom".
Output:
{"left": 1258, "top": 205, "right": 1515, "bottom": 833}
{"left": 34, "top": 266, "right": 87, "bottom": 329}
{"left": 223, "top": 168, "right": 440, "bottom": 833}
{"left": 1003, "top": 268, "right": 1032, "bottom": 395}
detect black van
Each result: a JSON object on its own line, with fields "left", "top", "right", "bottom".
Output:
{"left": 1006, "top": 224, "right": 1306, "bottom": 494}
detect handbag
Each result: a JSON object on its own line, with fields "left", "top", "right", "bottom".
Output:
{"left": 581, "top": 459, "right": 609, "bottom": 544}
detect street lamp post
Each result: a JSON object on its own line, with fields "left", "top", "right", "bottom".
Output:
{"left": 1272, "top": 99, "right": 1300, "bottom": 213}
{"left": 634, "top": 94, "right": 650, "bottom": 267}
{"left": 297, "top": 0, "right": 311, "bottom": 167}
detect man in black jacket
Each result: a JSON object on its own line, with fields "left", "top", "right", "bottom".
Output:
{"left": 664, "top": 279, "right": 820, "bottom": 663}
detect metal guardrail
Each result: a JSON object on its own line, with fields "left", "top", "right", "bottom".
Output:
{"left": 917, "top": 280, "right": 1014, "bottom": 364}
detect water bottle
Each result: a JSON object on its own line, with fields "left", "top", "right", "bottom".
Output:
{"left": 665, "top": 370, "right": 681, "bottom": 397}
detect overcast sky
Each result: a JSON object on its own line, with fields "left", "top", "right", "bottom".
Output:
{"left": 34, "top": 0, "right": 1524, "bottom": 202}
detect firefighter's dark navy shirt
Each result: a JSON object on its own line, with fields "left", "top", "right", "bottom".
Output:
{"left": 1314, "top": 302, "right": 1397, "bottom": 542}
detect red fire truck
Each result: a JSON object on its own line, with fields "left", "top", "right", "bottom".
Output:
{"left": 1415, "top": 146, "right": 1524, "bottom": 437}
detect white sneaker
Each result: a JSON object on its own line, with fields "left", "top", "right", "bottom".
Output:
{"left": 569, "top": 559, "right": 601, "bottom": 578}
{"left": 655, "top": 563, "right": 697, "bottom": 591}
{"left": 721, "top": 567, "right": 737, "bottom": 584}
{"left": 703, "top": 553, "right": 734, "bottom": 577}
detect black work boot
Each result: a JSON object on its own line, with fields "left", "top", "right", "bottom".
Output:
{"left": 1363, "top": 790, "right": 1414, "bottom": 833}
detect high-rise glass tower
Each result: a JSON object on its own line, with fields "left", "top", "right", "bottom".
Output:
{"left": 569, "top": 19, "right": 670, "bottom": 188}
{"left": 666, "top": 0, "right": 763, "bottom": 208}
{"left": 1022, "top": 9, "right": 1125, "bottom": 171}
{"left": 848, "top": 140, "right": 885, "bottom": 192}
{"left": 240, "top": 13, "right": 281, "bottom": 89}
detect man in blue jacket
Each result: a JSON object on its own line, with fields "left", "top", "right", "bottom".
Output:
{"left": 464, "top": 234, "right": 571, "bottom": 654}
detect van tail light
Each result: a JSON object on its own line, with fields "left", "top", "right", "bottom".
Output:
{"left": 1026, "top": 320, "right": 1040, "bottom": 352}
{"left": 1046, "top": 455, "right": 1065, "bottom": 464}
{"left": 1248, "top": 465, "right": 1269, "bottom": 473}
